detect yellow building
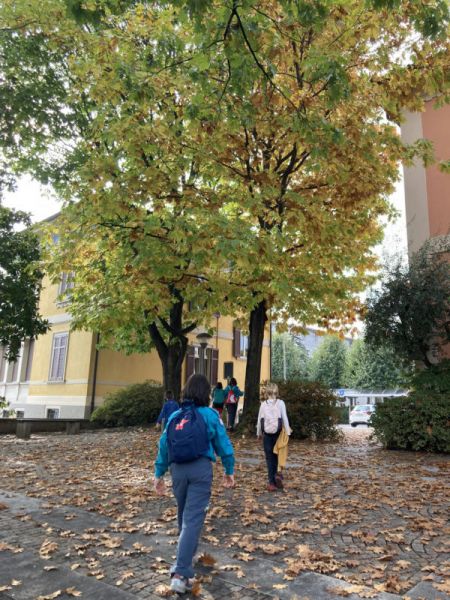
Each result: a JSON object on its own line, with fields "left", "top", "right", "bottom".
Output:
{"left": 0, "top": 272, "right": 271, "bottom": 419}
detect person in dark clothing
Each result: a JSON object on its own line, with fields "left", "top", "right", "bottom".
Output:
{"left": 223, "top": 377, "right": 243, "bottom": 431}
{"left": 156, "top": 390, "right": 179, "bottom": 430}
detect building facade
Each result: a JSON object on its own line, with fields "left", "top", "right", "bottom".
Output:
{"left": 401, "top": 99, "right": 450, "bottom": 256}
{"left": 401, "top": 99, "right": 450, "bottom": 360}
{"left": 0, "top": 274, "right": 271, "bottom": 419}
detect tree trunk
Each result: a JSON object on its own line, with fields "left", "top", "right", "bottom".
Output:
{"left": 159, "top": 338, "right": 188, "bottom": 401}
{"left": 242, "top": 298, "right": 268, "bottom": 426}
{"left": 147, "top": 287, "right": 196, "bottom": 401}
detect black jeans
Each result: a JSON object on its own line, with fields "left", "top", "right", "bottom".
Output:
{"left": 263, "top": 433, "right": 279, "bottom": 485}
{"left": 226, "top": 403, "right": 238, "bottom": 429}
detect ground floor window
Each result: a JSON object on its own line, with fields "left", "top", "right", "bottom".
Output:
{"left": 47, "top": 408, "right": 60, "bottom": 419}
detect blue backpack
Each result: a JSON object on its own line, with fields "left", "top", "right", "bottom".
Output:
{"left": 167, "top": 401, "right": 210, "bottom": 464}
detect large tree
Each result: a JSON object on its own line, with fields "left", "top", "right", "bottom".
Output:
{"left": 309, "top": 336, "right": 347, "bottom": 389}
{"left": 0, "top": 206, "right": 48, "bottom": 361}
{"left": 343, "top": 338, "right": 412, "bottom": 390}
{"left": 365, "top": 242, "right": 450, "bottom": 368}
{"left": 272, "top": 332, "right": 309, "bottom": 381}
{"left": 1, "top": 0, "right": 449, "bottom": 409}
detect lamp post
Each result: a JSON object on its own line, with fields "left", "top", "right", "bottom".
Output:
{"left": 196, "top": 331, "right": 212, "bottom": 378}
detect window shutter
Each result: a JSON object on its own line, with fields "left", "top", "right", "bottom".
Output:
{"left": 210, "top": 348, "right": 219, "bottom": 385}
{"left": 233, "top": 328, "right": 241, "bottom": 358}
{"left": 185, "top": 345, "right": 195, "bottom": 381}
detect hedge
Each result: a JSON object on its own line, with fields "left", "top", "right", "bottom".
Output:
{"left": 91, "top": 380, "right": 164, "bottom": 427}
{"left": 370, "top": 361, "right": 450, "bottom": 453}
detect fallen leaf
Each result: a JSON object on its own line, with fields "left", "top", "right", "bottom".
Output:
{"left": 197, "top": 553, "right": 216, "bottom": 566}
{"left": 36, "top": 591, "right": 62, "bottom": 600}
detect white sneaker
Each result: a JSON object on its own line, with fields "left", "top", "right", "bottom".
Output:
{"left": 170, "top": 575, "right": 194, "bottom": 594}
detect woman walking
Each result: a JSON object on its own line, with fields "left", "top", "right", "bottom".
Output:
{"left": 154, "top": 374, "right": 235, "bottom": 594}
{"left": 257, "top": 382, "right": 292, "bottom": 491}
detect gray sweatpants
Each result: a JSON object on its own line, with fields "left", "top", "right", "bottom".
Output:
{"left": 170, "top": 457, "right": 213, "bottom": 579}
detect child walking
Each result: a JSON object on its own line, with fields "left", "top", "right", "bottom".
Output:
{"left": 223, "top": 377, "right": 243, "bottom": 431}
{"left": 256, "top": 382, "right": 292, "bottom": 491}
{"left": 156, "top": 390, "right": 179, "bottom": 430}
{"left": 211, "top": 382, "right": 226, "bottom": 417}
{"left": 154, "top": 374, "right": 235, "bottom": 594}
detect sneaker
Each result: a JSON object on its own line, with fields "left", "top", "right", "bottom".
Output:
{"left": 275, "top": 473, "right": 284, "bottom": 489}
{"left": 267, "top": 483, "right": 277, "bottom": 492}
{"left": 170, "top": 575, "right": 194, "bottom": 594}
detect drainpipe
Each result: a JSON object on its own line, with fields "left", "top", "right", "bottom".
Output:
{"left": 90, "top": 333, "right": 100, "bottom": 416}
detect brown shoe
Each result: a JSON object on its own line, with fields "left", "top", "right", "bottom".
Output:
{"left": 267, "top": 483, "right": 277, "bottom": 492}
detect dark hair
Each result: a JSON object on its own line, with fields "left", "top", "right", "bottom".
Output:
{"left": 215, "top": 382, "right": 223, "bottom": 389}
{"left": 165, "top": 390, "right": 174, "bottom": 400}
{"left": 229, "top": 377, "right": 237, "bottom": 387}
{"left": 182, "top": 374, "right": 211, "bottom": 407}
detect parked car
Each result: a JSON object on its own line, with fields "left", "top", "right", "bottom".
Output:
{"left": 349, "top": 404, "right": 376, "bottom": 427}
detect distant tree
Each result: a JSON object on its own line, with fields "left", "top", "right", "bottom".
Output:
{"left": 0, "top": 206, "right": 48, "bottom": 360}
{"left": 309, "top": 337, "right": 347, "bottom": 389}
{"left": 272, "top": 332, "right": 309, "bottom": 382}
{"left": 343, "top": 338, "right": 412, "bottom": 390}
{"left": 365, "top": 243, "right": 450, "bottom": 368}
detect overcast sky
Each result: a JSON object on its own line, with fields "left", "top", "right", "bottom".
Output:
{"left": 3, "top": 173, "right": 408, "bottom": 256}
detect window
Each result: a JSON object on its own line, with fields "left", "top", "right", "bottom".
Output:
{"left": 16, "top": 410, "right": 24, "bottom": 418}
{"left": 239, "top": 333, "right": 249, "bottom": 358}
{"left": 58, "top": 272, "right": 74, "bottom": 298}
{"left": 24, "top": 340, "right": 35, "bottom": 382}
{"left": 49, "top": 333, "right": 69, "bottom": 381}
{"left": 0, "top": 346, "right": 6, "bottom": 382}
{"left": 233, "top": 327, "right": 249, "bottom": 359}
{"left": 47, "top": 408, "right": 60, "bottom": 419}
{"left": 10, "top": 359, "right": 19, "bottom": 383}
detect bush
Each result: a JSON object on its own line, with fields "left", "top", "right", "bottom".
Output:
{"left": 411, "top": 360, "right": 450, "bottom": 394}
{"left": 370, "top": 394, "right": 450, "bottom": 453}
{"left": 371, "top": 362, "right": 450, "bottom": 453}
{"left": 91, "top": 380, "right": 164, "bottom": 427}
{"left": 277, "top": 381, "right": 343, "bottom": 441}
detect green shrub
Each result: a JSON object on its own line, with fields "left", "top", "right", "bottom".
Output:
{"left": 370, "top": 394, "right": 450, "bottom": 453}
{"left": 371, "top": 363, "right": 450, "bottom": 453}
{"left": 411, "top": 360, "right": 450, "bottom": 394}
{"left": 277, "top": 381, "right": 343, "bottom": 441}
{"left": 336, "top": 405, "right": 349, "bottom": 425}
{"left": 91, "top": 380, "right": 164, "bottom": 427}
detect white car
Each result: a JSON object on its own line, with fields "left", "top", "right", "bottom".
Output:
{"left": 349, "top": 404, "right": 376, "bottom": 427}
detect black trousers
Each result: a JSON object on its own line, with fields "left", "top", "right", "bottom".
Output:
{"left": 226, "top": 403, "right": 238, "bottom": 429}
{"left": 263, "top": 433, "right": 279, "bottom": 485}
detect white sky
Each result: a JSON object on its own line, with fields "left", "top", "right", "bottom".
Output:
{"left": 3, "top": 173, "right": 408, "bottom": 256}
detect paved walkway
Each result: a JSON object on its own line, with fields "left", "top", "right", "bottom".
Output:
{"left": 0, "top": 426, "right": 448, "bottom": 599}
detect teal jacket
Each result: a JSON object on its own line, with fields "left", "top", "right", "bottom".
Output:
{"left": 154, "top": 406, "right": 235, "bottom": 478}
{"left": 212, "top": 388, "right": 227, "bottom": 405}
